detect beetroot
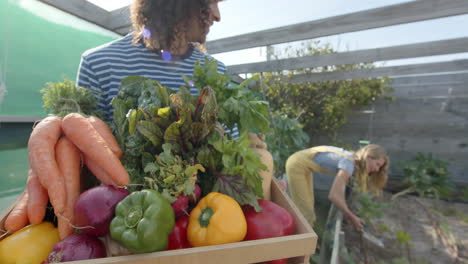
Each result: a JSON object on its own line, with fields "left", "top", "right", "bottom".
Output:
{"left": 190, "top": 184, "right": 202, "bottom": 204}
{"left": 171, "top": 194, "right": 189, "bottom": 218}
{"left": 74, "top": 185, "right": 130, "bottom": 237}
{"left": 44, "top": 233, "right": 106, "bottom": 263}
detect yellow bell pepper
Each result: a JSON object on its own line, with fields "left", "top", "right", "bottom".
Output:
{"left": 0, "top": 222, "right": 60, "bottom": 264}
{"left": 187, "top": 192, "right": 247, "bottom": 247}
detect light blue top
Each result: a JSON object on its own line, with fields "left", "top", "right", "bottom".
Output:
{"left": 312, "top": 146, "right": 354, "bottom": 175}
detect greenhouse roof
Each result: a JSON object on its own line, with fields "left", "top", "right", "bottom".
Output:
{"left": 39, "top": 0, "right": 132, "bottom": 35}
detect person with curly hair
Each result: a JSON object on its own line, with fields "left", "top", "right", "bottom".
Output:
{"left": 284, "top": 144, "right": 389, "bottom": 231}
{"left": 76, "top": 0, "right": 225, "bottom": 121}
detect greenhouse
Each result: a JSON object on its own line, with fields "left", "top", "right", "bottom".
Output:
{"left": 0, "top": 0, "right": 467, "bottom": 263}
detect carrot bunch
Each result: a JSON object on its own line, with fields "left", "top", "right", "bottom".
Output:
{"left": 3, "top": 113, "right": 129, "bottom": 240}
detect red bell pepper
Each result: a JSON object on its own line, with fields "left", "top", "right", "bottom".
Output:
{"left": 167, "top": 215, "right": 192, "bottom": 250}
{"left": 243, "top": 199, "right": 295, "bottom": 264}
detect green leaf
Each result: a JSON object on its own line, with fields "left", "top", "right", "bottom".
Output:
{"left": 212, "top": 173, "right": 261, "bottom": 211}
{"left": 136, "top": 120, "right": 163, "bottom": 147}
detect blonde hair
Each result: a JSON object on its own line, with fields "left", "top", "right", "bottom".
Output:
{"left": 353, "top": 144, "right": 389, "bottom": 195}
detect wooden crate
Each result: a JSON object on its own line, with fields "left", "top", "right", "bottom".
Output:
{"left": 0, "top": 179, "right": 317, "bottom": 264}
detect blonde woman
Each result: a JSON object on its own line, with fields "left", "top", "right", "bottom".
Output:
{"left": 285, "top": 144, "right": 389, "bottom": 231}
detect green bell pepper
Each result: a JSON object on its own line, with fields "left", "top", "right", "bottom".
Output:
{"left": 110, "top": 189, "right": 175, "bottom": 253}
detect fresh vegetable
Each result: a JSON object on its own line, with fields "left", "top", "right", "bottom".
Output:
{"left": 62, "top": 113, "right": 129, "bottom": 186}
{"left": 189, "top": 58, "right": 270, "bottom": 134}
{"left": 144, "top": 143, "right": 204, "bottom": 205}
{"left": 88, "top": 116, "right": 122, "bottom": 157}
{"left": 171, "top": 194, "right": 189, "bottom": 219}
{"left": 187, "top": 192, "right": 247, "bottom": 247}
{"left": 0, "top": 222, "right": 60, "bottom": 264}
{"left": 74, "top": 185, "right": 130, "bottom": 237}
{"left": 4, "top": 191, "right": 29, "bottom": 233}
{"left": 243, "top": 199, "right": 295, "bottom": 264}
{"left": 26, "top": 169, "right": 48, "bottom": 224}
{"left": 190, "top": 184, "right": 202, "bottom": 204}
{"left": 55, "top": 136, "right": 82, "bottom": 239}
{"left": 110, "top": 189, "right": 175, "bottom": 253}
{"left": 110, "top": 67, "right": 269, "bottom": 210}
{"left": 102, "top": 234, "right": 133, "bottom": 257}
{"left": 167, "top": 215, "right": 191, "bottom": 250}
{"left": 84, "top": 155, "right": 116, "bottom": 186}
{"left": 44, "top": 233, "right": 106, "bottom": 263}
{"left": 249, "top": 136, "right": 274, "bottom": 200}
{"left": 197, "top": 134, "right": 265, "bottom": 211}
{"left": 28, "top": 115, "right": 66, "bottom": 214}
{"left": 41, "top": 78, "right": 103, "bottom": 118}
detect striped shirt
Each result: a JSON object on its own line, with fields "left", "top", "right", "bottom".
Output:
{"left": 76, "top": 33, "right": 227, "bottom": 121}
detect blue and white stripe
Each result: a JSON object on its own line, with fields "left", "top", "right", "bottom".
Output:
{"left": 77, "top": 33, "right": 238, "bottom": 137}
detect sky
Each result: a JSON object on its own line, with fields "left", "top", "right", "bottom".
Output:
{"left": 30, "top": 0, "right": 468, "bottom": 67}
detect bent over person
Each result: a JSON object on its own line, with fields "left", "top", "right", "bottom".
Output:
{"left": 285, "top": 144, "right": 389, "bottom": 231}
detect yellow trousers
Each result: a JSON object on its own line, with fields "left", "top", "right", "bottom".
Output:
{"left": 285, "top": 146, "right": 351, "bottom": 228}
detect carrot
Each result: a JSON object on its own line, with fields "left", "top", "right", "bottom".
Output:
{"left": 88, "top": 116, "right": 123, "bottom": 158}
{"left": 84, "top": 155, "right": 116, "bottom": 186}
{"left": 28, "top": 115, "right": 66, "bottom": 214}
{"left": 4, "top": 191, "right": 29, "bottom": 233}
{"left": 62, "top": 113, "right": 129, "bottom": 186}
{"left": 26, "top": 169, "right": 49, "bottom": 224}
{"left": 55, "top": 137, "right": 81, "bottom": 239}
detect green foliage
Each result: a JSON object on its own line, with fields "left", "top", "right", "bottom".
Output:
{"left": 41, "top": 78, "right": 104, "bottom": 118}
{"left": 255, "top": 41, "right": 393, "bottom": 137}
{"left": 198, "top": 134, "right": 265, "bottom": 211}
{"left": 265, "top": 113, "right": 310, "bottom": 178}
{"left": 396, "top": 229, "right": 411, "bottom": 246}
{"left": 144, "top": 143, "right": 205, "bottom": 202}
{"left": 110, "top": 60, "right": 269, "bottom": 210}
{"left": 355, "top": 191, "right": 387, "bottom": 223}
{"left": 462, "top": 186, "right": 468, "bottom": 200}
{"left": 190, "top": 59, "right": 270, "bottom": 134}
{"left": 392, "top": 257, "right": 410, "bottom": 264}
{"left": 400, "top": 153, "right": 453, "bottom": 199}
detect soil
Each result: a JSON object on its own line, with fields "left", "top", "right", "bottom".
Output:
{"left": 342, "top": 191, "right": 468, "bottom": 264}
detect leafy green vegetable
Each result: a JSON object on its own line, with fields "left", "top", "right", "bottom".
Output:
{"left": 41, "top": 78, "right": 103, "bottom": 118}
{"left": 110, "top": 59, "right": 270, "bottom": 210}
{"left": 144, "top": 143, "right": 205, "bottom": 202}
{"left": 197, "top": 134, "right": 265, "bottom": 211}
{"left": 187, "top": 58, "right": 270, "bottom": 134}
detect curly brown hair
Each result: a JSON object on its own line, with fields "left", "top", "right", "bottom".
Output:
{"left": 130, "top": 0, "right": 215, "bottom": 54}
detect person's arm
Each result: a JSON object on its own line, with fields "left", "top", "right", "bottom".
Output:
{"left": 328, "top": 169, "right": 364, "bottom": 231}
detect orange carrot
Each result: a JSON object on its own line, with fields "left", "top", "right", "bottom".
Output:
{"left": 88, "top": 116, "right": 123, "bottom": 158}
{"left": 62, "top": 113, "right": 129, "bottom": 186}
{"left": 84, "top": 155, "right": 116, "bottom": 186}
{"left": 26, "top": 169, "right": 49, "bottom": 224}
{"left": 4, "top": 191, "right": 29, "bottom": 233}
{"left": 55, "top": 137, "right": 81, "bottom": 239}
{"left": 28, "top": 115, "right": 66, "bottom": 214}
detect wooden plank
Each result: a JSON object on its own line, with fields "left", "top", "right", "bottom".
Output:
{"left": 330, "top": 212, "right": 343, "bottom": 264}
{"left": 0, "top": 115, "right": 43, "bottom": 123}
{"left": 115, "top": 26, "right": 133, "bottom": 36}
{"left": 207, "top": 0, "right": 468, "bottom": 54}
{"left": 390, "top": 72, "right": 468, "bottom": 87}
{"left": 38, "top": 0, "right": 112, "bottom": 30}
{"left": 287, "top": 59, "right": 468, "bottom": 83}
{"left": 108, "top": 6, "right": 131, "bottom": 31}
{"left": 228, "top": 37, "right": 468, "bottom": 74}
{"left": 230, "top": 74, "right": 245, "bottom": 84}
